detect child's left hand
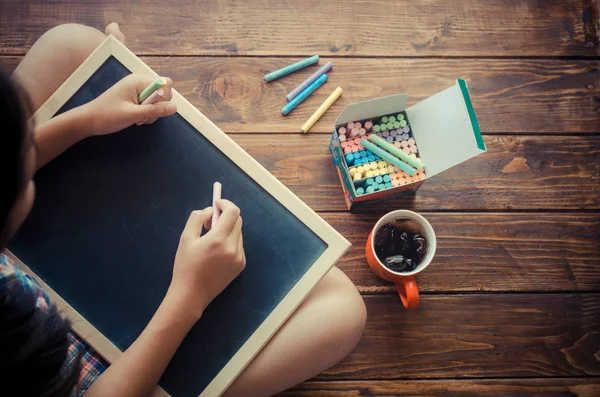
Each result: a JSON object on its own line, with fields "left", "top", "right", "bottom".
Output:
{"left": 87, "top": 74, "right": 177, "bottom": 136}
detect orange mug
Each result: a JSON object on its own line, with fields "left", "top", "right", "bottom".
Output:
{"left": 365, "top": 210, "right": 436, "bottom": 309}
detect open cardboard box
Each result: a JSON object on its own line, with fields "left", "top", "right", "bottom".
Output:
{"left": 329, "top": 79, "right": 486, "bottom": 211}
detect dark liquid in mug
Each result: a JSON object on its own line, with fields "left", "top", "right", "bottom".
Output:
{"left": 374, "top": 221, "right": 427, "bottom": 273}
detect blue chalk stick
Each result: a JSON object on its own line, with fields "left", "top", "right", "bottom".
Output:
{"left": 287, "top": 62, "right": 332, "bottom": 101}
{"left": 265, "top": 55, "right": 319, "bottom": 82}
{"left": 282, "top": 74, "right": 328, "bottom": 116}
{"left": 366, "top": 186, "right": 375, "bottom": 194}
{"left": 356, "top": 187, "right": 365, "bottom": 195}
{"left": 345, "top": 154, "right": 354, "bottom": 165}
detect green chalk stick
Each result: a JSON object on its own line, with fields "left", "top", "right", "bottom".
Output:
{"left": 375, "top": 175, "right": 383, "bottom": 184}
{"left": 366, "top": 186, "right": 375, "bottom": 194}
{"left": 264, "top": 55, "right": 319, "bottom": 82}
{"left": 356, "top": 187, "right": 365, "bottom": 195}
{"left": 382, "top": 116, "right": 389, "bottom": 123}
{"left": 368, "top": 134, "right": 424, "bottom": 170}
{"left": 397, "top": 113, "right": 405, "bottom": 121}
{"left": 379, "top": 124, "right": 387, "bottom": 130}
{"left": 366, "top": 177, "right": 375, "bottom": 186}
{"left": 393, "top": 121, "right": 401, "bottom": 129}
{"left": 386, "top": 122, "right": 394, "bottom": 129}
{"left": 399, "top": 119, "right": 407, "bottom": 127}
{"left": 360, "top": 138, "right": 417, "bottom": 176}
{"left": 383, "top": 174, "right": 391, "bottom": 183}
{"left": 389, "top": 116, "right": 396, "bottom": 123}
{"left": 373, "top": 125, "right": 381, "bottom": 132}
{"left": 138, "top": 78, "right": 166, "bottom": 103}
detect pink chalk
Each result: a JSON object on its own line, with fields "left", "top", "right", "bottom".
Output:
{"left": 212, "top": 182, "right": 222, "bottom": 228}
{"left": 141, "top": 88, "right": 164, "bottom": 105}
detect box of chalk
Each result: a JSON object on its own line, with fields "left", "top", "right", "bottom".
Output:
{"left": 329, "top": 79, "right": 486, "bottom": 211}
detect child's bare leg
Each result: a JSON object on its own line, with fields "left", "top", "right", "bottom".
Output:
{"left": 223, "top": 267, "right": 367, "bottom": 397}
{"left": 12, "top": 23, "right": 124, "bottom": 115}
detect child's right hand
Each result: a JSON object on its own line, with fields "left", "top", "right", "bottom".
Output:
{"left": 167, "top": 200, "right": 246, "bottom": 319}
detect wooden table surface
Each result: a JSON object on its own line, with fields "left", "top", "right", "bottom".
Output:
{"left": 1, "top": 1, "right": 599, "bottom": 396}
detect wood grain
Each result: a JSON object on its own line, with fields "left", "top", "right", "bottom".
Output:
{"left": 315, "top": 294, "right": 600, "bottom": 380}
{"left": 229, "top": 135, "right": 600, "bottom": 212}
{"left": 278, "top": 379, "right": 600, "bottom": 397}
{"left": 2, "top": 56, "right": 598, "bottom": 135}
{"left": 145, "top": 57, "right": 600, "bottom": 135}
{"left": 324, "top": 213, "right": 600, "bottom": 294}
{"left": 0, "top": 0, "right": 598, "bottom": 57}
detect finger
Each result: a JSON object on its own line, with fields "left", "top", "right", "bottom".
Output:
{"left": 136, "top": 101, "right": 177, "bottom": 121}
{"left": 211, "top": 199, "right": 240, "bottom": 236}
{"left": 228, "top": 216, "right": 243, "bottom": 243}
{"left": 236, "top": 230, "right": 245, "bottom": 265}
{"left": 160, "top": 77, "right": 174, "bottom": 102}
{"left": 145, "top": 117, "right": 159, "bottom": 125}
{"left": 182, "top": 207, "right": 213, "bottom": 239}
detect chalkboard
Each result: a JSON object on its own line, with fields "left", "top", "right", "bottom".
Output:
{"left": 9, "top": 37, "right": 349, "bottom": 397}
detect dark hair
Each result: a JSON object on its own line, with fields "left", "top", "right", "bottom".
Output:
{"left": 0, "top": 286, "right": 82, "bottom": 396}
{"left": 0, "top": 68, "right": 27, "bottom": 247}
{"left": 0, "top": 69, "right": 82, "bottom": 395}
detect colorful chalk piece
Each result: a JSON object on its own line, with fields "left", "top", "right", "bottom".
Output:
{"left": 282, "top": 74, "right": 328, "bottom": 116}
{"left": 265, "top": 55, "right": 319, "bottom": 82}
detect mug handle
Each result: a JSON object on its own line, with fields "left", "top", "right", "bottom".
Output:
{"left": 395, "top": 276, "right": 419, "bottom": 309}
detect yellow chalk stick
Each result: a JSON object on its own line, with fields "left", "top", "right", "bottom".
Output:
{"left": 300, "top": 87, "right": 343, "bottom": 133}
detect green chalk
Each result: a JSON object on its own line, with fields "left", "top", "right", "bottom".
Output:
{"left": 389, "top": 116, "right": 396, "bottom": 123}
{"left": 366, "top": 186, "right": 375, "bottom": 194}
{"left": 360, "top": 138, "right": 417, "bottom": 176}
{"left": 397, "top": 113, "right": 405, "bottom": 121}
{"left": 356, "top": 187, "right": 365, "bottom": 195}
{"left": 385, "top": 182, "right": 393, "bottom": 188}
{"left": 399, "top": 119, "right": 407, "bottom": 127}
{"left": 375, "top": 175, "right": 383, "bottom": 184}
{"left": 386, "top": 122, "right": 394, "bottom": 129}
{"left": 383, "top": 174, "right": 391, "bottom": 183}
{"left": 264, "top": 55, "right": 319, "bottom": 82}
{"left": 138, "top": 78, "right": 166, "bottom": 103}
{"left": 368, "top": 134, "right": 424, "bottom": 170}
{"left": 382, "top": 116, "right": 389, "bottom": 123}
{"left": 379, "top": 123, "right": 387, "bottom": 130}
{"left": 373, "top": 125, "right": 381, "bottom": 132}
{"left": 366, "top": 177, "right": 375, "bottom": 186}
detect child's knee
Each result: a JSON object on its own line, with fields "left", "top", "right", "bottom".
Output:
{"left": 37, "top": 24, "right": 105, "bottom": 59}
{"left": 324, "top": 268, "right": 367, "bottom": 350}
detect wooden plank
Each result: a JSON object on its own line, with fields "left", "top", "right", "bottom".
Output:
{"left": 144, "top": 57, "right": 600, "bottom": 135}
{"left": 3, "top": 56, "right": 597, "bottom": 135}
{"left": 0, "top": 0, "right": 598, "bottom": 57}
{"left": 278, "top": 379, "right": 600, "bottom": 397}
{"left": 316, "top": 294, "right": 600, "bottom": 379}
{"left": 323, "top": 213, "right": 600, "bottom": 294}
{"left": 228, "top": 135, "right": 600, "bottom": 212}
{"left": 3, "top": 56, "right": 597, "bottom": 134}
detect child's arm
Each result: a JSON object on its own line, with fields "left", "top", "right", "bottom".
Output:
{"left": 34, "top": 75, "right": 176, "bottom": 169}
{"left": 85, "top": 201, "right": 246, "bottom": 397}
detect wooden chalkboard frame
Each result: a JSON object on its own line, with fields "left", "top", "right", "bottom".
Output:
{"left": 12, "top": 35, "right": 350, "bottom": 397}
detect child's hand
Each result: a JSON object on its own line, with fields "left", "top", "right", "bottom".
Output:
{"left": 167, "top": 200, "right": 246, "bottom": 318}
{"left": 87, "top": 74, "right": 177, "bottom": 136}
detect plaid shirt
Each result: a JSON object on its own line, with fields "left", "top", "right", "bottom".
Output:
{"left": 0, "top": 253, "right": 108, "bottom": 395}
